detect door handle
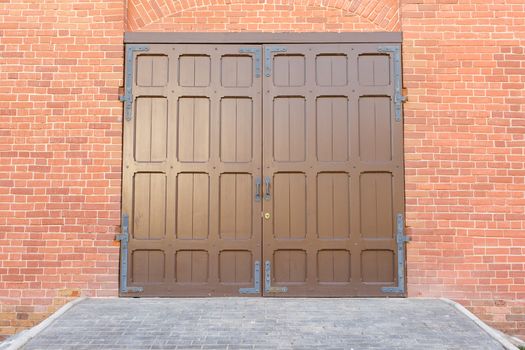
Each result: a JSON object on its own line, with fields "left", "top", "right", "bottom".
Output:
{"left": 264, "top": 176, "right": 271, "bottom": 201}
{"left": 255, "top": 177, "right": 261, "bottom": 202}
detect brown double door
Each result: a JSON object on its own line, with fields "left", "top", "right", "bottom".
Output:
{"left": 122, "top": 42, "right": 404, "bottom": 297}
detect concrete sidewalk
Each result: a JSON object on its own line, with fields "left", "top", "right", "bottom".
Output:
{"left": 6, "top": 298, "right": 515, "bottom": 350}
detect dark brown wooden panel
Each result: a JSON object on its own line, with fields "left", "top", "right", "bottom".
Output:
{"left": 361, "top": 250, "right": 394, "bottom": 283}
{"left": 316, "top": 97, "right": 349, "bottom": 162}
{"left": 176, "top": 173, "right": 209, "bottom": 240}
{"left": 219, "top": 250, "right": 252, "bottom": 283}
{"left": 135, "top": 97, "right": 168, "bottom": 162}
{"left": 178, "top": 55, "right": 211, "bottom": 87}
{"left": 178, "top": 97, "right": 210, "bottom": 162}
{"left": 273, "top": 54, "right": 305, "bottom": 87}
{"left": 359, "top": 97, "right": 392, "bottom": 162}
{"left": 221, "top": 55, "right": 253, "bottom": 88}
{"left": 317, "top": 173, "right": 350, "bottom": 239}
{"left": 316, "top": 54, "right": 348, "bottom": 87}
{"left": 263, "top": 43, "right": 403, "bottom": 297}
{"left": 123, "top": 44, "right": 262, "bottom": 296}
{"left": 317, "top": 250, "right": 351, "bottom": 283}
{"left": 273, "top": 250, "right": 307, "bottom": 283}
{"left": 136, "top": 55, "right": 169, "bottom": 87}
{"left": 133, "top": 173, "right": 166, "bottom": 240}
{"left": 220, "top": 98, "right": 253, "bottom": 163}
{"left": 273, "top": 173, "right": 306, "bottom": 240}
{"left": 219, "top": 173, "right": 252, "bottom": 240}
{"left": 360, "top": 173, "right": 393, "bottom": 239}
{"left": 175, "top": 250, "right": 209, "bottom": 283}
{"left": 273, "top": 97, "right": 306, "bottom": 162}
{"left": 132, "top": 250, "right": 165, "bottom": 283}
{"left": 358, "top": 54, "right": 390, "bottom": 86}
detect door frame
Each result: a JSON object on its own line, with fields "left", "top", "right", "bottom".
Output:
{"left": 125, "top": 32, "right": 402, "bottom": 44}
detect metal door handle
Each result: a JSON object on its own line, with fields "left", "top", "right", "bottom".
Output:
{"left": 264, "top": 176, "right": 271, "bottom": 201}
{"left": 255, "top": 177, "right": 261, "bottom": 202}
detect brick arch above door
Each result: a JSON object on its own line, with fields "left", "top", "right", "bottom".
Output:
{"left": 127, "top": 0, "right": 400, "bottom": 32}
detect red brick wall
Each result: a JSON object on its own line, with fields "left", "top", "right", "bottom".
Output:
{"left": 0, "top": 0, "right": 123, "bottom": 339}
{"left": 0, "top": 0, "right": 524, "bottom": 341}
{"left": 402, "top": 0, "right": 525, "bottom": 338}
{"left": 127, "top": 0, "right": 400, "bottom": 32}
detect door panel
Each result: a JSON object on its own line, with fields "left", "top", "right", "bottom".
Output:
{"left": 122, "top": 44, "right": 262, "bottom": 296}
{"left": 262, "top": 44, "right": 403, "bottom": 296}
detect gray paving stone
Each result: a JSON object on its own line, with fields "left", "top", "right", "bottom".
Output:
{"left": 21, "top": 298, "right": 504, "bottom": 350}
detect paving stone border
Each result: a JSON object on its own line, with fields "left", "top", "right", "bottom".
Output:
{"left": 1, "top": 297, "right": 518, "bottom": 350}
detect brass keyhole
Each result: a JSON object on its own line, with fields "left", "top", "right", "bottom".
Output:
{"left": 264, "top": 212, "right": 271, "bottom": 220}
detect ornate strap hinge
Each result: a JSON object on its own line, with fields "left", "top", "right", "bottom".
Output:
{"left": 264, "top": 46, "right": 287, "bottom": 77}
{"left": 378, "top": 46, "right": 406, "bottom": 122}
{"left": 239, "top": 47, "right": 261, "bottom": 78}
{"left": 264, "top": 260, "right": 288, "bottom": 293}
{"left": 116, "top": 214, "right": 143, "bottom": 293}
{"left": 120, "top": 44, "right": 149, "bottom": 121}
{"left": 382, "top": 213, "right": 410, "bottom": 294}
{"left": 239, "top": 261, "right": 261, "bottom": 294}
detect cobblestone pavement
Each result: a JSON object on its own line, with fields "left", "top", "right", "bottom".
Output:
{"left": 22, "top": 298, "right": 504, "bottom": 350}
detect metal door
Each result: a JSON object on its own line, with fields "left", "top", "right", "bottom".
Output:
{"left": 121, "top": 44, "right": 263, "bottom": 296}
{"left": 261, "top": 44, "right": 405, "bottom": 296}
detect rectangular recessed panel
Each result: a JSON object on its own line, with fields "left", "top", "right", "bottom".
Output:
{"left": 177, "top": 173, "right": 209, "bottom": 240}
{"left": 178, "top": 97, "right": 210, "bottom": 162}
{"left": 221, "top": 55, "right": 253, "bottom": 87}
{"left": 135, "top": 97, "right": 168, "bottom": 162}
{"left": 317, "top": 250, "right": 351, "bottom": 283}
{"left": 132, "top": 250, "right": 165, "bottom": 283}
{"left": 316, "top": 97, "right": 349, "bottom": 162}
{"left": 175, "top": 250, "right": 209, "bottom": 283}
{"left": 358, "top": 54, "right": 390, "bottom": 86}
{"left": 179, "top": 55, "right": 211, "bottom": 87}
{"left": 220, "top": 98, "right": 253, "bottom": 163}
{"left": 220, "top": 174, "right": 252, "bottom": 240}
{"left": 136, "top": 55, "right": 168, "bottom": 87}
{"left": 133, "top": 173, "right": 166, "bottom": 240}
{"left": 360, "top": 173, "right": 393, "bottom": 239}
{"left": 273, "top": 55, "right": 305, "bottom": 87}
{"left": 273, "top": 97, "right": 306, "bottom": 162}
{"left": 359, "top": 97, "right": 392, "bottom": 162}
{"left": 317, "top": 173, "right": 350, "bottom": 239}
{"left": 316, "top": 54, "right": 348, "bottom": 87}
{"left": 273, "top": 250, "right": 306, "bottom": 283}
{"left": 361, "top": 250, "right": 394, "bottom": 283}
{"left": 273, "top": 173, "right": 306, "bottom": 239}
{"left": 219, "top": 250, "right": 252, "bottom": 283}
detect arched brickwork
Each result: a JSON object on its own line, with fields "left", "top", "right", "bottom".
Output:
{"left": 127, "top": 0, "right": 400, "bottom": 32}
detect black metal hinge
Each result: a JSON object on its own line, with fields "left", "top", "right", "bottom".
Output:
{"left": 264, "top": 260, "right": 288, "bottom": 293}
{"left": 116, "top": 214, "right": 143, "bottom": 293}
{"left": 239, "top": 261, "right": 261, "bottom": 294}
{"left": 264, "top": 46, "right": 287, "bottom": 77}
{"left": 120, "top": 45, "right": 149, "bottom": 121}
{"left": 382, "top": 213, "right": 410, "bottom": 294}
{"left": 239, "top": 47, "right": 261, "bottom": 78}
{"left": 378, "top": 46, "right": 406, "bottom": 122}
